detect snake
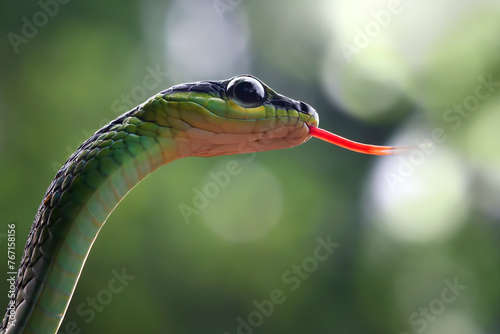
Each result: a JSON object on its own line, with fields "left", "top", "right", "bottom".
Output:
{"left": 0, "top": 75, "right": 405, "bottom": 334}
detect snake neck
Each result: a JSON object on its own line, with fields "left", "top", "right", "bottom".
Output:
{"left": 1, "top": 101, "right": 180, "bottom": 334}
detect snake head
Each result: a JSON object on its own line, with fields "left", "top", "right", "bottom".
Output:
{"left": 138, "top": 74, "right": 410, "bottom": 158}
{"left": 157, "top": 74, "right": 320, "bottom": 157}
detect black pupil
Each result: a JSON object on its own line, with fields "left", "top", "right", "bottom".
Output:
{"left": 235, "top": 81, "right": 259, "bottom": 102}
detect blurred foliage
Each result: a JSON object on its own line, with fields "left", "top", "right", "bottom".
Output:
{"left": 1, "top": 0, "right": 500, "bottom": 333}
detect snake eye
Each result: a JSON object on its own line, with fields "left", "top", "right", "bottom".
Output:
{"left": 227, "top": 76, "right": 266, "bottom": 108}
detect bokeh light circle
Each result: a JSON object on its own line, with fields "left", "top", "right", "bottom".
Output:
{"left": 201, "top": 160, "right": 283, "bottom": 243}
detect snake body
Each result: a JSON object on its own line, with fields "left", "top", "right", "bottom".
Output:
{"left": 0, "top": 75, "right": 319, "bottom": 334}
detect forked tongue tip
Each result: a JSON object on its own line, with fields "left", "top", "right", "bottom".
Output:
{"left": 308, "top": 125, "right": 417, "bottom": 156}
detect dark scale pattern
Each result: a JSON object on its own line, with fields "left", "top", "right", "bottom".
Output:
{"left": 166, "top": 79, "right": 226, "bottom": 98}
{"left": 0, "top": 104, "right": 163, "bottom": 332}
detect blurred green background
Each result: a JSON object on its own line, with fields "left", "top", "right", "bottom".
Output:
{"left": 1, "top": 0, "right": 500, "bottom": 333}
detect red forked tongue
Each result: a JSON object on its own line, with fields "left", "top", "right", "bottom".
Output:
{"left": 308, "top": 125, "right": 414, "bottom": 155}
